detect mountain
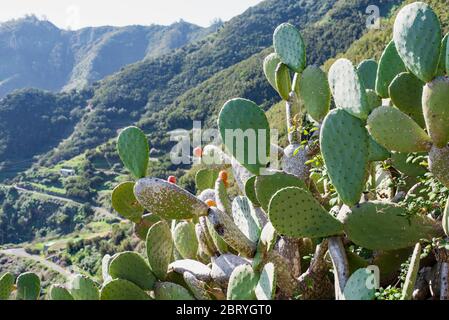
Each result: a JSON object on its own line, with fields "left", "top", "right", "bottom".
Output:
{"left": 0, "top": 15, "right": 219, "bottom": 97}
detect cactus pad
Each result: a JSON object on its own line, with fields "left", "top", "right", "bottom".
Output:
{"left": 391, "top": 152, "right": 427, "bottom": 177}
{"left": 368, "top": 135, "right": 391, "bottom": 162}
{"left": 343, "top": 268, "right": 376, "bottom": 300}
{"left": 49, "top": 285, "right": 74, "bottom": 300}
{"left": 134, "top": 178, "right": 209, "bottom": 220}
{"left": 422, "top": 77, "right": 449, "bottom": 148}
{"left": 173, "top": 221, "right": 199, "bottom": 260}
{"left": 401, "top": 243, "right": 422, "bottom": 300}
{"left": 0, "top": 272, "right": 14, "bottom": 300}
{"left": 393, "top": 2, "right": 442, "bottom": 82}
{"left": 146, "top": 221, "right": 174, "bottom": 280}
{"left": 268, "top": 187, "right": 343, "bottom": 238}
{"left": 263, "top": 53, "right": 282, "bottom": 92}
{"left": 168, "top": 260, "right": 212, "bottom": 283}
{"left": 438, "top": 33, "right": 448, "bottom": 75}
{"left": 273, "top": 23, "right": 306, "bottom": 73}
{"left": 365, "top": 89, "right": 382, "bottom": 113}
{"left": 376, "top": 40, "right": 407, "bottom": 98}
{"left": 232, "top": 196, "right": 261, "bottom": 243}
{"left": 108, "top": 251, "right": 156, "bottom": 290}
{"left": 211, "top": 254, "right": 251, "bottom": 287}
{"left": 389, "top": 72, "right": 425, "bottom": 127}
{"left": 299, "top": 65, "right": 330, "bottom": 121}
{"left": 70, "top": 275, "right": 99, "bottom": 300}
{"left": 112, "top": 181, "right": 144, "bottom": 223}
{"left": 117, "top": 126, "right": 149, "bottom": 179}
{"left": 320, "top": 109, "right": 370, "bottom": 206}
{"left": 215, "top": 178, "right": 232, "bottom": 215}
{"left": 367, "top": 106, "right": 432, "bottom": 153}
{"left": 100, "top": 279, "right": 150, "bottom": 300}
{"left": 16, "top": 272, "right": 40, "bottom": 300}
{"left": 154, "top": 282, "right": 195, "bottom": 300}
{"left": 357, "top": 59, "right": 378, "bottom": 90}
{"left": 244, "top": 176, "right": 261, "bottom": 207}
{"left": 275, "top": 63, "right": 292, "bottom": 101}
{"left": 255, "top": 263, "right": 276, "bottom": 300}
{"left": 218, "top": 98, "right": 270, "bottom": 175}
{"left": 343, "top": 201, "right": 442, "bottom": 251}
{"left": 134, "top": 213, "right": 162, "bottom": 240}
{"left": 183, "top": 272, "right": 211, "bottom": 300}
{"left": 429, "top": 145, "right": 449, "bottom": 188}
{"left": 255, "top": 171, "right": 306, "bottom": 212}
{"left": 195, "top": 168, "right": 219, "bottom": 192}
{"left": 227, "top": 265, "right": 258, "bottom": 300}
{"left": 328, "top": 58, "right": 369, "bottom": 120}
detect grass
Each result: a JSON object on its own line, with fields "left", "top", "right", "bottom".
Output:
{"left": 30, "top": 182, "right": 66, "bottom": 195}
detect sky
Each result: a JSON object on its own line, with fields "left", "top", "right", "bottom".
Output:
{"left": 0, "top": 0, "right": 263, "bottom": 30}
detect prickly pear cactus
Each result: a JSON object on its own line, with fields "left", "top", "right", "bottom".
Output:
{"left": 49, "top": 285, "right": 74, "bottom": 301}
{"left": 255, "top": 263, "right": 276, "bottom": 300}
{"left": 16, "top": 272, "right": 40, "bottom": 300}
{"left": 70, "top": 274, "right": 99, "bottom": 300}
{"left": 154, "top": 282, "right": 195, "bottom": 300}
{"left": 0, "top": 272, "right": 14, "bottom": 300}
{"left": 263, "top": 53, "right": 282, "bottom": 92}
{"left": 100, "top": 279, "right": 150, "bottom": 300}
{"left": 298, "top": 65, "right": 330, "bottom": 122}
{"left": 117, "top": 126, "right": 149, "bottom": 179}
{"left": 273, "top": 23, "right": 306, "bottom": 73}
{"left": 173, "top": 221, "right": 199, "bottom": 260}
{"left": 393, "top": 2, "right": 442, "bottom": 82}
{"left": 227, "top": 264, "right": 259, "bottom": 300}
{"left": 269, "top": 187, "right": 343, "bottom": 238}
{"left": 275, "top": 63, "right": 292, "bottom": 101}
{"left": 429, "top": 145, "right": 449, "bottom": 188}
{"left": 343, "top": 268, "right": 376, "bottom": 300}
{"left": 112, "top": 181, "right": 144, "bottom": 223}
{"left": 401, "top": 243, "right": 422, "bottom": 300}
{"left": 146, "top": 221, "right": 174, "bottom": 280}
{"left": 443, "top": 197, "right": 449, "bottom": 237}
{"left": 244, "top": 176, "right": 260, "bottom": 207}
{"left": 357, "top": 59, "right": 378, "bottom": 91}
{"left": 376, "top": 40, "right": 407, "bottom": 98}
{"left": 195, "top": 168, "right": 219, "bottom": 192}
{"left": 108, "top": 251, "right": 156, "bottom": 290}
{"left": 232, "top": 196, "right": 261, "bottom": 243}
{"left": 320, "top": 109, "right": 370, "bottom": 206}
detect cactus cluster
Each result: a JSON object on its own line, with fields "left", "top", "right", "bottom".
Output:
{"left": 3, "top": 1, "right": 448, "bottom": 301}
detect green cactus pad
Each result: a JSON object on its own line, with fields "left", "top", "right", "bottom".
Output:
{"left": 218, "top": 98, "right": 270, "bottom": 175}
{"left": 70, "top": 274, "right": 99, "bottom": 300}
{"left": 259, "top": 222, "right": 278, "bottom": 252}
{"left": 211, "top": 254, "right": 251, "bottom": 287}
{"left": 401, "top": 243, "right": 422, "bottom": 300}
{"left": 367, "top": 106, "right": 432, "bottom": 153}
{"left": 168, "top": 260, "right": 212, "bottom": 283}
{"left": 365, "top": 89, "right": 382, "bottom": 113}
{"left": 173, "top": 221, "right": 199, "bottom": 260}
{"left": 343, "top": 268, "right": 376, "bottom": 300}
{"left": 0, "top": 272, "right": 14, "bottom": 300}
{"left": 328, "top": 58, "right": 369, "bottom": 120}
{"left": 275, "top": 63, "right": 292, "bottom": 101}
{"left": 320, "top": 109, "right": 370, "bottom": 206}
{"left": 215, "top": 178, "right": 232, "bottom": 215}
{"left": 232, "top": 196, "right": 261, "bottom": 243}
{"left": 134, "top": 178, "right": 209, "bottom": 220}
{"left": 393, "top": 2, "right": 442, "bottom": 82}
{"left": 183, "top": 272, "right": 211, "bottom": 300}
{"left": 108, "top": 251, "right": 156, "bottom": 290}
{"left": 16, "top": 272, "right": 40, "bottom": 300}
{"left": 391, "top": 152, "right": 427, "bottom": 177}
{"left": 443, "top": 197, "right": 449, "bottom": 237}
{"left": 343, "top": 201, "right": 442, "bottom": 251}
{"left": 255, "top": 263, "right": 276, "bottom": 300}
{"left": 263, "top": 53, "right": 282, "bottom": 92}
{"left": 376, "top": 40, "right": 407, "bottom": 98}
{"left": 255, "top": 171, "right": 306, "bottom": 212}
{"left": 112, "top": 181, "right": 144, "bottom": 223}
{"left": 368, "top": 135, "right": 391, "bottom": 162}
{"left": 389, "top": 72, "right": 426, "bottom": 127}
{"left": 117, "top": 126, "right": 149, "bottom": 179}
{"left": 245, "top": 176, "right": 261, "bottom": 207}
{"left": 195, "top": 168, "right": 219, "bottom": 192}
{"left": 134, "top": 213, "right": 162, "bottom": 240}
{"left": 49, "top": 285, "right": 74, "bottom": 300}
{"left": 154, "top": 282, "right": 195, "bottom": 300}
{"left": 422, "top": 77, "right": 449, "bottom": 148}
{"left": 429, "top": 145, "right": 449, "bottom": 188}
{"left": 273, "top": 23, "right": 306, "bottom": 73}
{"left": 146, "top": 221, "right": 174, "bottom": 280}
{"left": 204, "top": 216, "right": 229, "bottom": 254}
{"left": 357, "top": 59, "right": 378, "bottom": 91}
{"left": 438, "top": 33, "right": 448, "bottom": 75}
{"left": 100, "top": 279, "right": 150, "bottom": 300}
{"left": 292, "top": 73, "right": 300, "bottom": 98}
{"left": 299, "top": 65, "right": 331, "bottom": 122}
{"left": 227, "top": 265, "right": 259, "bottom": 300}
{"left": 268, "top": 187, "right": 343, "bottom": 238}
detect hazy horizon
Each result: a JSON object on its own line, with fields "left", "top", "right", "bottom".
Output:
{"left": 0, "top": 0, "right": 263, "bottom": 30}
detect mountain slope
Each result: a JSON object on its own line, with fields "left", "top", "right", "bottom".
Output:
{"left": 0, "top": 16, "right": 218, "bottom": 96}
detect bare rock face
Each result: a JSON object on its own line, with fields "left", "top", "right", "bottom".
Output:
{"left": 429, "top": 145, "right": 449, "bottom": 188}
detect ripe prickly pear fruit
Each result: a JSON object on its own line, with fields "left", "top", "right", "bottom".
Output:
{"left": 167, "top": 176, "right": 177, "bottom": 184}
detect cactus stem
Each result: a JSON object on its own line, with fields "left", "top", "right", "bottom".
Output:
{"left": 328, "top": 237, "right": 349, "bottom": 300}
{"left": 440, "top": 263, "right": 449, "bottom": 300}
